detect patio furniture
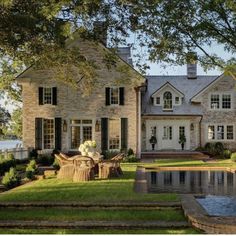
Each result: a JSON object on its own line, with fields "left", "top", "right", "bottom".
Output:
{"left": 55, "top": 154, "right": 75, "bottom": 180}
{"left": 72, "top": 155, "right": 95, "bottom": 182}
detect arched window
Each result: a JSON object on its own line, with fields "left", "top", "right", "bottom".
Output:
{"left": 163, "top": 91, "right": 172, "bottom": 109}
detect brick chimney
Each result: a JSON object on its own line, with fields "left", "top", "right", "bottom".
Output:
{"left": 187, "top": 52, "right": 197, "bottom": 79}
{"left": 93, "top": 21, "right": 107, "bottom": 46}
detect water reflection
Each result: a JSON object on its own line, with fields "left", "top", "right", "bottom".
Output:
{"left": 148, "top": 171, "right": 236, "bottom": 195}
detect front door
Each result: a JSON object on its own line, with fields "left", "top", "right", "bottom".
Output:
{"left": 162, "top": 126, "right": 173, "bottom": 149}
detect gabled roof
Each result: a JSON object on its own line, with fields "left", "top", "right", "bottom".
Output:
{"left": 190, "top": 73, "right": 225, "bottom": 102}
{"left": 151, "top": 81, "right": 184, "bottom": 97}
{"left": 16, "top": 38, "right": 145, "bottom": 85}
{"left": 142, "top": 75, "right": 218, "bottom": 115}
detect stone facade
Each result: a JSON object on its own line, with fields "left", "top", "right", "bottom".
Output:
{"left": 200, "top": 75, "right": 236, "bottom": 150}
{"left": 18, "top": 40, "right": 144, "bottom": 153}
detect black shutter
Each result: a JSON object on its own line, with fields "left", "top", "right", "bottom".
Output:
{"left": 54, "top": 117, "right": 62, "bottom": 150}
{"left": 101, "top": 118, "right": 108, "bottom": 151}
{"left": 52, "top": 87, "right": 57, "bottom": 105}
{"left": 119, "top": 87, "right": 125, "bottom": 105}
{"left": 35, "top": 118, "right": 43, "bottom": 150}
{"left": 38, "top": 87, "right": 43, "bottom": 105}
{"left": 121, "top": 118, "right": 128, "bottom": 151}
{"left": 105, "top": 87, "right": 110, "bottom": 106}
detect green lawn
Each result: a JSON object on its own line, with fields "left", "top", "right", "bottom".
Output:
{"left": 0, "top": 228, "right": 200, "bottom": 234}
{"left": 0, "top": 163, "right": 178, "bottom": 202}
{"left": 0, "top": 208, "right": 185, "bottom": 221}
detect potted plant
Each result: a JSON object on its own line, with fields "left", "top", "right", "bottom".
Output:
{"left": 179, "top": 134, "right": 186, "bottom": 150}
{"left": 149, "top": 135, "right": 157, "bottom": 150}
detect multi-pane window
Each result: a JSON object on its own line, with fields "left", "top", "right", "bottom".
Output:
{"left": 175, "top": 97, "right": 180, "bottom": 104}
{"left": 163, "top": 126, "right": 172, "bottom": 140}
{"left": 179, "top": 126, "right": 185, "bottom": 137}
{"left": 156, "top": 97, "right": 160, "bottom": 105}
{"left": 163, "top": 91, "right": 172, "bottom": 109}
{"left": 110, "top": 88, "right": 119, "bottom": 105}
{"left": 217, "top": 125, "right": 224, "bottom": 140}
{"left": 210, "top": 94, "right": 220, "bottom": 109}
{"left": 210, "top": 94, "right": 232, "bottom": 109}
{"left": 208, "top": 124, "right": 234, "bottom": 141}
{"left": 70, "top": 119, "right": 92, "bottom": 149}
{"left": 227, "top": 125, "right": 234, "bottom": 140}
{"left": 109, "top": 119, "right": 120, "bottom": 150}
{"left": 43, "top": 119, "right": 54, "bottom": 149}
{"left": 222, "top": 94, "right": 231, "bottom": 109}
{"left": 43, "top": 88, "right": 53, "bottom": 104}
{"left": 208, "top": 125, "right": 215, "bottom": 140}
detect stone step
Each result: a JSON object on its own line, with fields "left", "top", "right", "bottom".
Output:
{"left": 0, "top": 220, "right": 189, "bottom": 229}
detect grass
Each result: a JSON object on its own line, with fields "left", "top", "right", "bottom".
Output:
{"left": 0, "top": 228, "right": 200, "bottom": 234}
{"left": 0, "top": 163, "right": 178, "bottom": 202}
{"left": 0, "top": 208, "right": 185, "bottom": 221}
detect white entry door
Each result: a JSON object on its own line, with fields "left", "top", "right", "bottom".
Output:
{"left": 162, "top": 126, "right": 173, "bottom": 149}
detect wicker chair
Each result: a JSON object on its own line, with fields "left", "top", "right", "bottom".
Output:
{"left": 98, "top": 153, "right": 124, "bottom": 179}
{"left": 73, "top": 156, "right": 95, "bottom": 182}
{"left": 55, "top": 154, "right": 75, "bottom": 180}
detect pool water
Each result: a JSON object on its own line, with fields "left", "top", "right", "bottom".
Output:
{"left": 196, "top": 195, "right": 236, "bottom": 216}
{"left": 147, "top": 170, "right": 236, "bottom": 195}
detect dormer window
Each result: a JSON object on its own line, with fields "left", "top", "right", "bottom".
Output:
{"left": 163, "top": 91, "right": 172, "bottom": 110}
{"left": 175, "top": 97, "right": 180, "bottom": 105}
{"left": 156, "top": 97, "right": 160, "bottom": 105}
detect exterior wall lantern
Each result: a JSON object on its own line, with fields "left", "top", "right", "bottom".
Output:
{"left": 95, "top": 119, "right": 101, "bottom": 132}
{"left": 63, "top": 120, "right": 67, "bottom": 132}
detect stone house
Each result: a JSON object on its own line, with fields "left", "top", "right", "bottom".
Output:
{"left": 17, "top": 36, "right": 236, "bottom": 155}
{"left": 17, "top": 38, "right": 145, "bottom": 155}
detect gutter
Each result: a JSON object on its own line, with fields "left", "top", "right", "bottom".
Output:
{"left": 199, "top": 115, "right": 203, "bottom": 147}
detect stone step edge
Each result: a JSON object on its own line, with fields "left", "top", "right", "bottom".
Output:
{"left": 0, "top": 220, "right": 189, "bottom": 229}
{"left": 0, "top": 201, "right": 181, "bottom": 208}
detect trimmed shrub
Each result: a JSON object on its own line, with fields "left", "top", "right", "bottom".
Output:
{"left": 2, "top": 167, "right": 21, "bottom": 189}
{"left": 0, "top": 156, "right": 16, "bottom": 176}
{"left": 195, "top": 146, "right": 205, "bottom": 152}
{"left": 25, "top": 160, "right": 37, "bottom": 180}
{"left": 123, "top": 155, "right": 140, "bottom": 163}
{"left": 127, "top": 148, "right": 134, "bottom": 156}
{"left": 204, "top": 142, "right": 214, "bottom": 154}
{"left": 231, "top": 152, "right": 236, "bottom": 162}
{"left": 223, "top": 149, "right": 231, "bottom": 159}
{"left": 214, "top": 142, "right": 224, "bottom": 156}
{"left": 102, "top": 150, "right": 120, "bottom": 160}
{"left": 36, "top": 155, "right": 54, "bottom": 166}
{"left": 7, "top": 153, "right": 14, "bottom": 159}
{"left": 53, "top": 158, "right": 60, "bottom": 170}
{"left": 29, "top": 149, "right": 38, "bottom": 160}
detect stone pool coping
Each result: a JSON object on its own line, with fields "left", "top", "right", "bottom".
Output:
{"left": 134, "top": 166, "right": 236, "bottom": 233}
{"left": 143, "top": 166, "right": 236, "bottom": 173}
{"left": 181, "top": 194, "right": 236, "bottom": 234}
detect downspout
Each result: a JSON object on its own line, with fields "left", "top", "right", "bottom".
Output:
{"left": 199, "top": 115, "right": 203, "bottom": 147}
{"left": 135, "top": 86, "right": 142, "bottom": 159}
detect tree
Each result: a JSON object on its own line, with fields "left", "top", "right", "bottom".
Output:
{"left": 126, "top": 0, "right": 236, "bottom": 75}
{"left": 1, "top": 0, "right": 236, "bottom": 94}
{"left": 0, "top": 106, "right": 11, "bottom": 137}
{"left": 8, "top": 108, "right": 22, "bottom": 139}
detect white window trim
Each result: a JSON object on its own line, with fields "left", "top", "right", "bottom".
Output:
{"left": 209, "top": 92, "right": 233, "bottom": 111}
{"left": 206, "top": 124, "right": 235, "bottom": 141}
{"left": 43, "top": 87, "right": 53, "bottom": 105}
{"left": 108, "top": 118, "right": 121, "bottom": 151}
{"left": 42, "top": 118, "right": 55, "bottom": 150}
{"left": 110, "top": 87, "right": 120, "bottom": 106}
{"left": 69, "top": 118, "right": 94, "bottom": 151}
{"left": 153, "top": 94, "right": 183, "bottom": 107}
